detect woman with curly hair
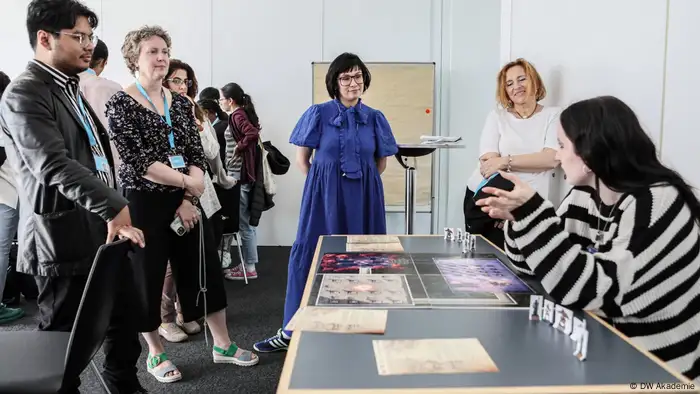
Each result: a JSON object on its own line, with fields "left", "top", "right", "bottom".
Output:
{"left": 106, "top": 25, "right": 258, "bottom": 384}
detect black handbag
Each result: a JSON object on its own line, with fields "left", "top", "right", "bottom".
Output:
{"left": 463, "top": 173, "right": 515, "bottom": 234}
{"left": 262, "top": 141, "right": 290, "bottom": 175}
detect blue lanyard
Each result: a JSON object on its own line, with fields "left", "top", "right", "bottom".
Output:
{"left": 212, "top": 117, "right": 220, "bottom": 126}
{"left": 76, "top": 94, "right": 98, "bottom": 147}
{"left": 135, "top": 80, "right": 175, "bottom": 149}
{"left": 85, "top": 68, "right": 96, "bottom": 76}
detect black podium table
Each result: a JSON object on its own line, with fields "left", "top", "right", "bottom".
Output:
{"left": 394, "top": 143, "right": 464, "bottom": 234}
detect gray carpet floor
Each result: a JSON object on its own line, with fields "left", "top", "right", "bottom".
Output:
{"left": 0, "top": 246, "right": 292, "bottom": 393}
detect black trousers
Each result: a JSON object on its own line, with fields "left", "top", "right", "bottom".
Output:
{"left": 35, "top": 269, "right": 142, "bottom": 394}
{"left": 126, "top": 189, "right": 228, "bottom": 332}
{"left": 211, "top": 211, "right": 224, "bottom": 250}
{"left": 463, "top": 187, "right": 505, "bottom": 248}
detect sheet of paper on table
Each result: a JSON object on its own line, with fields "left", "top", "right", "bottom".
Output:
{"left": 372, "top": 338, "right": 499, "bottom": 376}
{"left": 346, "top": 235, "right": 401, "bottom": 244}
{"left": 285, "top": 306, "right": 389, "bottom": 334}
{"left": 346, "top": 242, "right": 405, "bottom": 252}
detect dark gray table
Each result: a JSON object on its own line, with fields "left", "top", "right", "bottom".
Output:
{"left": 277, "top": 235, "right": 695, "bottom": 394}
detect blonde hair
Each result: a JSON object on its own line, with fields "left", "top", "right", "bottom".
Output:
{"left": 496, "top": 58, "right": 546, "bottom": 108}
{"left": 121, "top": 25, "right": 172, "bottom": 74}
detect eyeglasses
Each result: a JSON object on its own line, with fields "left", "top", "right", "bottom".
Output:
{"left": 56, "top": 31, "right": 98, "bottom": 48}
{"left": 167, "top": 78, "right": 193, "bottom": 87}
{"left": 338, "top": 74, "right": 363, "bottom": 86}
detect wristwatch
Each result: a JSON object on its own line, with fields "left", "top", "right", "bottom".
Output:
{"left": 184, "top": 195, "right": 199, "bottom": 206}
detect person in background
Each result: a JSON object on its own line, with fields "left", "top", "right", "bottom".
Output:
{"left": 0, "top": 71, "right": 24, "bottom": 325}
{"left": 464, "top": 58, "right": 560, "bottom": 248}
{"left": 199, "top": 86, "right": 220, "bottom": 101}
{"left": 79, "top": 38, "right": 124, "bottom": 178}
{"left": 254, "top": 52, "right": 398, "bottom": 353}
{"left": 196, "top": 98, "right": 238, "bottom": 268}
{"left": 164, "top": 58, "right": 198, "bottom": 99}
{"left": 106, "top": 25, "right": 258, "bottom": 383}
{"left": 157, "top": 58, "right": 203, "bottom": 342}
{"left": 198, "top": 98, "right": 228, "bottom": 160}
{"left": 198, "top": 97, "right": 240, "bottom": 269}
{"left": 219, "top": 83, "right": 261, "bottom": 280}
{"left": 0, "top": 2, "right": 146, "bottom": 392}
{"left": 476, "top": 96, "right": 700, "bottom": 383}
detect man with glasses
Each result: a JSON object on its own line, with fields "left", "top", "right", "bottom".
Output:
{"left": 0, "top": 1, "right": 145, "bottom": 392}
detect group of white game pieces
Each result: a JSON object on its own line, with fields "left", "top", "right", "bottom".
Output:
{"left": 529, "top": 295, "right": 589, "bottom": 361}
{"left": 443, "top": 227, "right": 476, "bottom": 254}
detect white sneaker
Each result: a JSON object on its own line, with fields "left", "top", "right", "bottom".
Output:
{"left": 220, "top": 251, "right": 232, "bottom": 268}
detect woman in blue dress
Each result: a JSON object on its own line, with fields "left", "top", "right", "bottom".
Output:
{"left": 254, "top": 53, "right": 398, "bottom": 352}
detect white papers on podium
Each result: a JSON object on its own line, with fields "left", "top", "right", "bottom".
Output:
{"left": 419, "top": 136, "right": 462, "bottom": 145}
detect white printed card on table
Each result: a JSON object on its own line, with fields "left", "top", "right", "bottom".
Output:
{"left": 528, "top": 295, "right": 543, "bottom": 321}
{"left": 553, "top": 304, "right": 574, "bottom": 336}
{"left": 542, "top": 299, "right": 555, "bottom": 324}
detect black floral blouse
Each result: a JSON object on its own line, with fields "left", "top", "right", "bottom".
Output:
{"left": 105, "top": 91, "right": 206, "bottom": 192}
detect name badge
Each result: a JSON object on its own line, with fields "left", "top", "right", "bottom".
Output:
{"left": 169, "top": 155, "right": 186, "bottom": 169}
{"left": 93, "top": 155, "right": 110, "bottom": 173}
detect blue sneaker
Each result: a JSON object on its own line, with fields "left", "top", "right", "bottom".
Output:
{"left": 253, "top": 329, "right": 290, "bottom": 353}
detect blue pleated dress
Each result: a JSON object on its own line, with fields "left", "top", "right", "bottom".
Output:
{"left": 282, "top": 98, "right": 398, "bottom": 331}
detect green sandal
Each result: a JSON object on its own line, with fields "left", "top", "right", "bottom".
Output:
{"left": 146, "top": 353, "right": 182, "bottom": 383}
{"left": 212, "top": 343, "right": 259, "bottom": 366}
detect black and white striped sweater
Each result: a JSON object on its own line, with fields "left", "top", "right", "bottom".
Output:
{"left": 504, "top": 185, "right": 700, "bottom": 382}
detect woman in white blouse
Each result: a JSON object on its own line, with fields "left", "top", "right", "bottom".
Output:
{"left": 464, "top": 58, "right": 560, "bottom": 247}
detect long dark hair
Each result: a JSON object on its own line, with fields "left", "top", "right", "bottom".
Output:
{"left": 197, "top": 98, "right": 226, "bottom": 121}
{"left": 221, "top": 82, "right": 259, "bottom": 129}
{"left": 560, "top": 96, "right": 700, "bottom": 224}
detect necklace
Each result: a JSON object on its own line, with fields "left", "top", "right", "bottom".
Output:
{"left": 592, "top": 196, "right": 623, "bottom": 250}
{"left": 515, "top": 104, "right": 538, "bottom": 119}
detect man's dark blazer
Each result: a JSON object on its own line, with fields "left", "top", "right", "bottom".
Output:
{"left": 0, "top": 61, "right": 127, "bottom": 277}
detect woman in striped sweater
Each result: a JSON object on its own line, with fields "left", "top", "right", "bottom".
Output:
{"left": 476, "top": 95, "right": 700, "bottom": 382}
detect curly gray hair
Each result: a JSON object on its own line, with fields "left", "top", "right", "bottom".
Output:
{"left": 121, "top": 25, "right": 172, "bottom": 74}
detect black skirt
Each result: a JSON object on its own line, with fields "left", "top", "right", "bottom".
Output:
{"left": 125, "top": 189, "right": 228, "bottom": 332}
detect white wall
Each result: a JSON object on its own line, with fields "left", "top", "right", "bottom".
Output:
{"left": 661, "top": 0, "right": 700, "bottom": 190}
{"left": 210, "top": 0, "right": 323, "bottom": 245}
{"left": 439, "top": 0, "right": 503, "bottom": 230}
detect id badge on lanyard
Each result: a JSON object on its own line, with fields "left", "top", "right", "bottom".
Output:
{"left": 135, "top": 81, "right": 186, "bottom": 169}
{"left": 76, "top": 95, "right": 110, "bottom": 173}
